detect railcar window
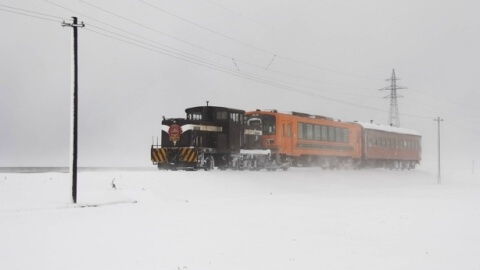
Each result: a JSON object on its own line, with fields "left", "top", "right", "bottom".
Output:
{"left": 343, "top": 129, "right": 349, "bottom": 143}
{"left": 335, "top": 127, "right": 341, "bottom": 142}
{"left": 314, "top": 125, "right": 321, "bottom": 140}
{"left": 328, "top": 126, "right": 335, "bottom": 142}
{"left": 298, "top": 123, "right": 304, "bottom": 139}
{"left": 296, "top": 122, "right": 349, "bottom": 143}
{"left": 306, "top": 124, "right": 313, "bottom": 140}
{"left": 321, "top": 126, "right": 328, "bottom": 141}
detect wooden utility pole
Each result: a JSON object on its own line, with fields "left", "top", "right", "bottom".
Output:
{"left": 62, "top": 17, "right": 85, "bottom": 203}
{"left": 434, "top": 117, "right": 444, "bottom": 184}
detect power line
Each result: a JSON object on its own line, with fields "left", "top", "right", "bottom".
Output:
{"left": 58, "top": 0, "right": 379, "bottom": 95}
{"left": 84, "top": 26, "right": 393, "bottom": 115}
{"left": 41, "top": 2, "right": 435, "bottom": 120}
{"left": 201, "top": 0, "right": 383, "bottom": 81}
{"left": 133, "top": 0, "right": 275, "bottom": 56}
{"left": 0, "top": 4, "right": 65, "bottom": 20}
{"left": 2, "top": 2, "right": 437, "bottom": 122}
{"left": 45, "top": 0, "right": 358, "bottom": 95}
{"left": 45, "top": 0, "right": 234, "bottom": 61}
{"left": 86, "top": 23, "right": 385, "bottom": 109}
{"left": 0, "top": 5, "right": 63, "bottom": 23}
{"left": 136, "top": 0, "right": 382, "bottom": 82}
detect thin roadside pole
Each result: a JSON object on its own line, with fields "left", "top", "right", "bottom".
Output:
{"left": 62, "top": 17, "right": 85, "bottom": 203}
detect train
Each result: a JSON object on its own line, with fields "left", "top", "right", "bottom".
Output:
{"left": 151, "top": 105, "right": 421, "bottom": 171}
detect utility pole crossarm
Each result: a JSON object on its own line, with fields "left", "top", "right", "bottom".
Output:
{"left": 61, "top": 20, "right": 85, "bottom": 28}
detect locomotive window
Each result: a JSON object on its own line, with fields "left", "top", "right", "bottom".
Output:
{"left": 189, "top": 112, "right": 202, "bottom": 120}
{"left": 230, "top": 112, "right": 238, "bottom": 123}
{"left": 262, "top": 115, "right": 276, "bottom": 135}
{"left": 216, "top": 111, "right": 228, "bottom": 120}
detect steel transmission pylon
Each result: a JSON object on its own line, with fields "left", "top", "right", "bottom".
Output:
{"left": 380, "top": 69, "right": 406, "bottom": 127}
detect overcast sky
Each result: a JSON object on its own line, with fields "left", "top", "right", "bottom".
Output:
{"left": 1, "top": 0, "right": 479, "bottom": 169}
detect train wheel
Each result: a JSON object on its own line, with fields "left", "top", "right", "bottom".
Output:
{"left": 204, "top": 156, "right": 214, "bottom": 171}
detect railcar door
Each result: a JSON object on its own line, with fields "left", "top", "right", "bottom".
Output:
{"left": 281, "top": 120, "right": 293, "bottom": 156}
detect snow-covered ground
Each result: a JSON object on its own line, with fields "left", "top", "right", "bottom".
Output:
{"left": 1, "top": 168, "right": 479, "bottom": 270}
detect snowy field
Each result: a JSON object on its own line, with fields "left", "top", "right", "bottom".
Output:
{"left": 1, "top": 168, "right": 480, "bottom": 270}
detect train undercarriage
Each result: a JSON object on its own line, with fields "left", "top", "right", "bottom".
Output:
{"left": 291, "top": 155, "right": 418, "bottom": 170}
{"left": 151, "top": 146, "right": 291, "bottom": 171}
{"left": 152, "top": 146, "right": 417, "bottom": 171}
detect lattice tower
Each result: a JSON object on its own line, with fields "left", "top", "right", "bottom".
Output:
{"left": 380, "top": 69, "right": 406, "bottom": 127}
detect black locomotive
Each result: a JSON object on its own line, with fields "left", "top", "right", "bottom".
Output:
{"left": 151, "top": 105, "right": 278, "bottom": 170}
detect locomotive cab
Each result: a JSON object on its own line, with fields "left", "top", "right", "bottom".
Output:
{"left": 152, "top": 105, "right": 247, "bottom": 170}
{"left": 245, "top": 111, "right": 278, "bottom": 151}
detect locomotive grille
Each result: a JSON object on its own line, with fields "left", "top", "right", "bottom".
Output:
{"left": 151, "top": 148, "right": 167, "bottom": 163}
{"left": 151, "top": 148, "right": 197, "bottom": 163}
{"left": 179, "top": 148, "right": 198, "bottom": 163}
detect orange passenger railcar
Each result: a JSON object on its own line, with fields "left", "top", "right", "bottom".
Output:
{"left": 245, "top": 110, "right": 363, "bottom": 168}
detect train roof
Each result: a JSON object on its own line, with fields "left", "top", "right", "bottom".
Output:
{"left": 357, "top": 122, "right": 421, "bottom": 136}
{"left": 247, "top": 109, "right": 335, "bottom": 121}
{"left": 186, "top": 106, "right": 245, "bottom": 113}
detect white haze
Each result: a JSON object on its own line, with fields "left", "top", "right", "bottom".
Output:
{"left": 0, "top": 0, "right": 479, "bottom": 169}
